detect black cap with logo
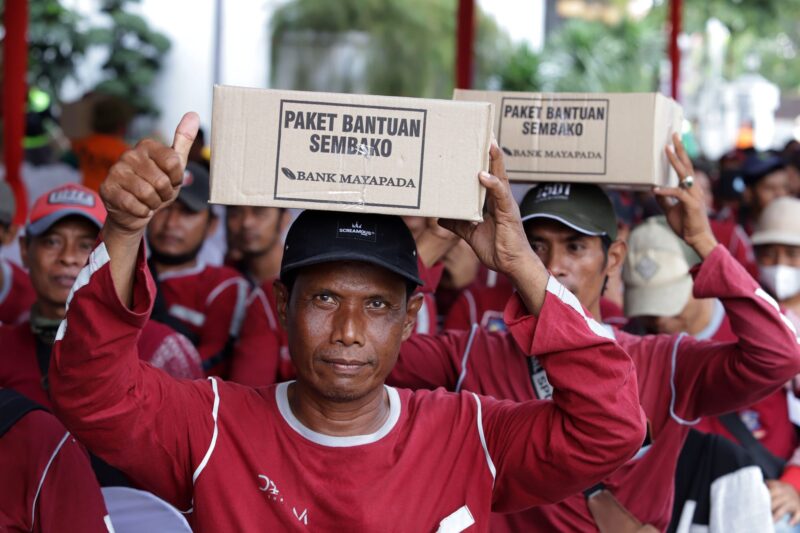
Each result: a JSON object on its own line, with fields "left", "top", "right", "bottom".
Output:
{"left": 177, "top": 162, "right": 210, "bottom": 212}
{"left": 519, "top": 182, "right": 618, "bottom": 240}
{"left": 280, "top": 210, "right": 423, "bottom": 287}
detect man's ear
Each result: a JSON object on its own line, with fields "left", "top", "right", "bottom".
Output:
{"left": 401, "top": 293, "right": 424, "bottom": 341}
{"left": 274, "top": 279, "right": 290, "bottom": 331}
{"left": 605, "top": 239, "right": 628, "bottom": 278}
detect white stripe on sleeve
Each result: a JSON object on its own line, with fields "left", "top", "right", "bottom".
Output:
{"left": 31, "top": 431, "right": 71, "bottom": 529}
{"left": 545, "top": 276, "right": 614, "bottom": 340}
{"left": 454, "top": 324, "right": 479, "bottom": 393}
{"left": 470, "top": 393, "right": 496, "bottom": 487}
{"left": 55, "top": 242, "right": 111, "bottom": 342}
{"left": 669, "top": 333, "right": 701, "bottom": 426}
{"left": 192, "top": 377, "right": 220, "bottom": 484}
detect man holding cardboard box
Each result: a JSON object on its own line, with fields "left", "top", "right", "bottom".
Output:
{"left": 392, "top": 135, "right": 800, "bottom": 532}
{"left": 47, "top": 112, "right": 646, "bottom": 531}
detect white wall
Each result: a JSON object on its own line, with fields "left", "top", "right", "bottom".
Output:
{"left": 479, "top": 0, "right": 546, "bottom": 51}
{"left": 61, "top": 0, "right": 276, "bottom": 140}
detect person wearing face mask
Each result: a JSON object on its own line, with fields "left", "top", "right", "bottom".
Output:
{"left": 753, "top": 197, "right": 800, "bottom": 331}
{"left": 623, "top": 216, "right": 800, "bottom": 530}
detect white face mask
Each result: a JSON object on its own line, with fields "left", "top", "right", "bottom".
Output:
{"left": 760, "top": 264, "right": 800, "bottom": 301}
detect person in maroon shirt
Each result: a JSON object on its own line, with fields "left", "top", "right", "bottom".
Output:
{"left": 0, "top": 184, "right": 203, "bottom": 408}
{"left": 225, "top": 205, "right": 292, "bottom": 383}
{"left": 740, "top": 153, "right": 791, "bottom": 235}
{"left": 0, "top": 181, "right": 36, "bottom": 324}
{"left": 390, "top": 135, "right": 800, "bottom": 532}
{"left": 0, "top": 389, "right": 111, "bottom": 532}
{"left": 48, "top": 113, "right": 645, "bottom": 531}
{"left": 225, "top": 205, "right": 291, "bottom": 288}
{"left": 624, "top": 216, "right": 795, "bottom": 528}
{"left": 146, "top": 161, "right": 249, "bottom": 377}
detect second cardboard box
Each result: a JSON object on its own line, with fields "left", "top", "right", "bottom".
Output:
{"left": 454, "top": 89, "right": 683, "bottom": 188}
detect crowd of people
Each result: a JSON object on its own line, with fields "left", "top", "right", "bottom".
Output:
{"left": 1, "top": 95, "right": 800, "bottom": 532}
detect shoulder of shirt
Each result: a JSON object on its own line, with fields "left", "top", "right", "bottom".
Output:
{"left": 202, "top": 264, "right": 248, "bottom": 283}
{"left": 403, "top": 386, "right": 483, "bottom": 414}
{"left": 212, "top": 380, "right": 283, "bottom": 417}
{"left": 0, "top": 320, "right": 31, "bottom": 341}
{"left": 6, "top": 410, "right": 71, "bottom": 462}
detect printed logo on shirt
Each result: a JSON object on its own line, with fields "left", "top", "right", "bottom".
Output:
{"left": 336, "top": 220, "right": 377, "bottom": 242}
{"left": 258, "top": 473, "right": 309, "bottom": 526}
{"left": 183, "top": 169, "right": 195, "bottom": 186}
{"left": 481, "top": 311, "right": 508, "bottom": 332}
{"left": 48, "top": 188, "right": 95, "bottom": 207}
{"left": 528, "top": 356, "right": 553, "bottom": 400}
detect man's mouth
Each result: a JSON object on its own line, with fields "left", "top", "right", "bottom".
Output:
{"left": 52, "top": 275, "right": 77, "bottom": 289}
{"left": 320, "top": 357, "right": 370, "bottom": 374}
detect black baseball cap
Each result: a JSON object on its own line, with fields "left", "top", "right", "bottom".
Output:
{"left": 519, "top": 182, "right": 618, "bottom": 240}
{"left": 177, "top": 162, "right": 210, "bottom": 212}
{"left": 742, "top": 152, "right": 786, "bottom": 187}
{"left": 280, "top": 210, "right": 423, "bottom": 287}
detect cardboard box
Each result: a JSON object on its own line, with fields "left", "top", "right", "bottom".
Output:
{"left": 210, "top": 85, "right": 493, "bottom": 221}
{"left": 453, "top": 90, "right": 683, "bottom": 188}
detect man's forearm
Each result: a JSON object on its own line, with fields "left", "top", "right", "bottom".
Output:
{"left": 506, "top": 252, "right": 549, "bottom": 316}
{"left": 102, "top": 223, "right": 146, "bottom": 309}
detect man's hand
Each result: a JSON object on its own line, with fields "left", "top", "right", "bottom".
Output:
{"left": 653, "top": 133, "right": 718, "bottom": 259}
{"left": 99, "top": 112, "right": 200, "bottom": 307}
{"left": 587, "top": 490, "right": 659, "bottom": 533}
{"left": 101, "top": 112, "right": 200, "bottom": 236}
{"left": 440, "top": 143, "right": 548, "bottom": 314}
{"left": 767, "top": 480, "right": 800, "bottom": 526}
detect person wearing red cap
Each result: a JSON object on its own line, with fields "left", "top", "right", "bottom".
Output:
{"left": 0, "top": 183, "right": 203, "bottom": 410}
{"left": 146, "top": 161, "right": 249, "bottom": 377}
{"left": 48, "top": 113, "right": 645, "bottom": 531}
{"left": 0, "top": 181, "right": 36, "bottom": 324}
{"left": 0, "top": 388, "right": 111, "bottom": 532}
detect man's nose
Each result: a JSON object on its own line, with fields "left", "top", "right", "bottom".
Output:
{"left": 330, "top": 303, "right": 366, "bottom": 347}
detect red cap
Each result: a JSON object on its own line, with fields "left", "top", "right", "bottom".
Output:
{"left": 27, "top": 184, "right": 107, "bottom": 236}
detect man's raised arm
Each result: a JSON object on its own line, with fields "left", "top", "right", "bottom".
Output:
{"left": 441, "top": 145, "right": 646, "bottom": 510}
{"left": 49, "top": 114, "right": 217, "bottom": 511}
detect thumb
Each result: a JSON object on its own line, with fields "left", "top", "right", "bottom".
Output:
{"left": 172, "top": 112, "right": 200, "bottom": 168}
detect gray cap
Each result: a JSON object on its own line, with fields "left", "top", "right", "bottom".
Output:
{"left": 519, "top": 183, "right": 618, "bottom": 240}
{"left": 0, "top": 181, "right": 15, "bottom": 226}
{"left": 177, "top": 162, "right": 210, "bottom": 212}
